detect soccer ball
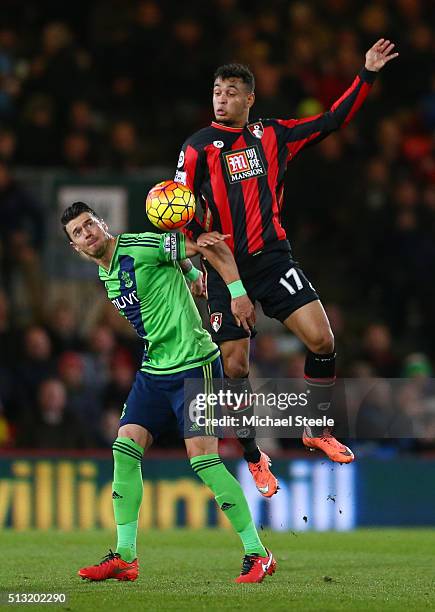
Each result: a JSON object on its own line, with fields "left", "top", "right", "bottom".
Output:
{"left": 145, "top": 180, "right": 195, "bottom": 231}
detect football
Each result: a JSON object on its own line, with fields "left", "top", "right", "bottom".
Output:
{"left": 145, "top": 180, "right": 195, "bottom": 231}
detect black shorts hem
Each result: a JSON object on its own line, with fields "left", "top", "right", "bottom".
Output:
{"left": 210, "top": 327, "right": 255, "bottom": 345}
{"left": 183, "top": 431, "right": 223, "bottom": 440}
{"left": 273, "top": 295, "right": 319, "bottom": 323}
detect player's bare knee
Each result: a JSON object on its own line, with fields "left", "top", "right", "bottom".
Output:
{"left": 224, "top": 355, "right": 249, "bottom": 378}
{"left": 220, "top": 339, "right": 250, "bottom": 378}
{"left": 185, "top": 436, "right": 218, "bottom": 459}
{"left": 117, "top": 424, "right": 152, "bottom": 452}
{"left": 308, "top": 329, "right": 335, "bottom": 354}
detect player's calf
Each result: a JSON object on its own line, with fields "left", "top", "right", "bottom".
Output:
{"left": 222, "top": 375, "right": 280, "bottom": 496}
{"left": 189, "top": 449, "right": 269, "bottom": 570}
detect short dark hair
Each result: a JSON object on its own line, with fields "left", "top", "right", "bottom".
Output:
{"left": 214, "top": 63, "right": 255, "bottom": 93}
{"left": 61, "top": 201, "right": 101, "bottom": 240}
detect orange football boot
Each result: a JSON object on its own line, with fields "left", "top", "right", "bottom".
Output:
{"left": 235, "top": 548, "right": 276, "bottom": 583}
{"left": 302, "top": 428, "right": 354, "bottom": 463}
{"left": 78, "top": 550, "right": 138, "bottom": 581}
{"left": 248, "top": 451, "right": 279, "bottom": 497}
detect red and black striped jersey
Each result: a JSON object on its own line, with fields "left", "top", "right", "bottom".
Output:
{"left": 175, "top": 67, "right": 376, "bottom": 265}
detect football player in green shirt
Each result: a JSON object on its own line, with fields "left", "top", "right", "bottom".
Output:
{"left": 61, "top": 201, "right": 276, "bottom": 584}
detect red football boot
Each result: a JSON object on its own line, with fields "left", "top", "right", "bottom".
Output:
{"left": 248, "top": 451, "right": 279, "bottom": 498}
{"left": 78, "top": 549, "right": 138, "bottom": 581}
{"left": 302, "top": 428, "right": 354, "bottom": 463}
{"left": 234, "top": 548, "right": 276, "bottom": 583}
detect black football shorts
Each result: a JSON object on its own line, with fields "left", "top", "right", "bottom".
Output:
{"left": 205, "top": 250, "right": 319, "bottom": 344}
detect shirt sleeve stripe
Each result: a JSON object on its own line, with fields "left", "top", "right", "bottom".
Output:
{"left": 177, "top": 233, "right": 187, "bottom": 260}
{"left": 119, "top": 241, "right": 160, "bottom": 248}
{"left": 120, "top": 239, "right": 160, "bottom": 245}
{"left": 120, "top": 235, "right": 160, "bottom": 243}
{"left": 120, "top": 240, "right": 160, "bottom": 245}
{"left": 120, "top": 238, "right": 160, "bottom": 244}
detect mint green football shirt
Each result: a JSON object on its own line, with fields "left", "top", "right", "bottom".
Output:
{"left": 98, "top": 232, "right": 219, "bottom": 375}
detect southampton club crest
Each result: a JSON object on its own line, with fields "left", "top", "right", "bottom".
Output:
{"left": 247, "top": 121, "right": 264, "bottom": 139}
{"left": 121, "top": 270, "right": 133, "bottom": 288}
{"left": 210, "top": 312, "right": 222, "bottom": 333}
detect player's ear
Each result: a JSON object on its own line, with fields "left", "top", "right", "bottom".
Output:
{"left": 247, "top": 92, "right": 255, "bottom": 109}
{"left": 70, "top": 241, "right": 80, "bottom": 253}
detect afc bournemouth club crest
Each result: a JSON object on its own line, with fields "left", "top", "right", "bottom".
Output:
{"left": 247, "top": 121, "right": 264, "bottom": 139}
{"left": 210, "top": 312, "right": 222, "bottom": 333}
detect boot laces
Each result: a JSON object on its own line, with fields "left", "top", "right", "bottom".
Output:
{"left": 98, "top": 549, "right": 119, "bottom": 565}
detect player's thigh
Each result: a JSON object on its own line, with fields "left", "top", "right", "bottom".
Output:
{"left": 185, "top": 435, "right": 219, "bottom": 459}
{"left": 120, "top": 370, "right": 173, "bottom": 443}
{"left": 283, "top": 300, "right": 334, "bottom": 354}
{"left": 206, "top": 265, "right": 255, "bottom": 345}
{"left": 171, "top": 357, "right": 224, "bottom": 439}
{"left": 255, "top": 258, "right": 319, "bottom": 325}
{"left": 219, "top": 337, "right": 250, "bottom": 378}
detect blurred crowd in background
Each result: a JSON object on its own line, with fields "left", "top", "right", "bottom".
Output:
{"left": 0, "top": 0, "right": 434, "bottom": 452}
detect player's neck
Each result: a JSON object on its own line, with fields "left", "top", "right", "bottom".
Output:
{"left": 95, "top": 236, "right": 117, "bottom": 271}
{"left": 215, "top": 114, "right": 249, "bottom": 128}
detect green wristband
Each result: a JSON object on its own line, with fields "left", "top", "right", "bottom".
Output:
{"left": 184, "top": 266, "right": 201, "bottom": 282}
{"left": 227, "top": 280, "right": 247, "bottom": 299}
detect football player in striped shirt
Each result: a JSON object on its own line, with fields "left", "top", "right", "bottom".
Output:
{"left": 176, "top": 39, "right": 398, "bottom": 472}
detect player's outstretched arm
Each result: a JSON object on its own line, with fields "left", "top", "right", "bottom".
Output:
{"left": 277, "top": 38, "right": 398, "bottom": 153}
{"left": 185, "top": 234, "right": 256, "bottom": 333}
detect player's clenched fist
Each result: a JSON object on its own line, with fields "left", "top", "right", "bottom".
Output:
{"left": 231, "top": 295, "right": 256, "bottom": 334}
{"left": 189, "top": 271, "right": 206, "bottom": 298}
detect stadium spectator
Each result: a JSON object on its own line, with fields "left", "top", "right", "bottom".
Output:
{"left": 0, "top": 397, "right": 13, "bottom": 447}
{"left": 105, "top": 120, "right": 146, "bottom": 170}
{"left": 360, "top": 323, "right": 400, "bottom": 377}
{"left": 0, "top": 128, "right": 16, "bottom": 163}
{"left": 101, "top": 350, "right": 135, "bottom": 413}
{"left": 15, "top": 326, "right": 57, "bottom": 401}
{"left": 62, "top": 132, "right": 95, "bottom": 171}
{"left": 57, "top": 351, "right": 102, "bottom": 429}
{"left": 96, "top": 407, "right": 121, "bottom": 448}
{"left": 47, "top": 301, "right": 85, "bottom": 355}
{"left": 16, "top": 94, "right": 59, "bottom": 166}
{"left": 0, "top": 27, "right": 20, "bottom": 122}
{"left": 29, "top": 22, "right": 92, "bottom": 109}
{"left": 83, "top": 323, "right": 119, "bottom": 391}
{"left": 0, "top": 162, "right": 45, "bottom": 311}
{"left": 0, "top": 289, "right": 18, "bottom": 366}
{"left": 0, "top": 290, "right": 19, "bottom": 426}
{"left": 16, "top": 378, "right": 92, "bottom": 449}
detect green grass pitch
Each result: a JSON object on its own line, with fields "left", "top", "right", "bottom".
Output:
{"left": 1, "top": 529, "right": 435, "bottom": 611}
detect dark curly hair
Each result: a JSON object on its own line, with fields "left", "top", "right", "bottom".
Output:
{"left": 214, "top": 63, "right": 255, "bottom": 93}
